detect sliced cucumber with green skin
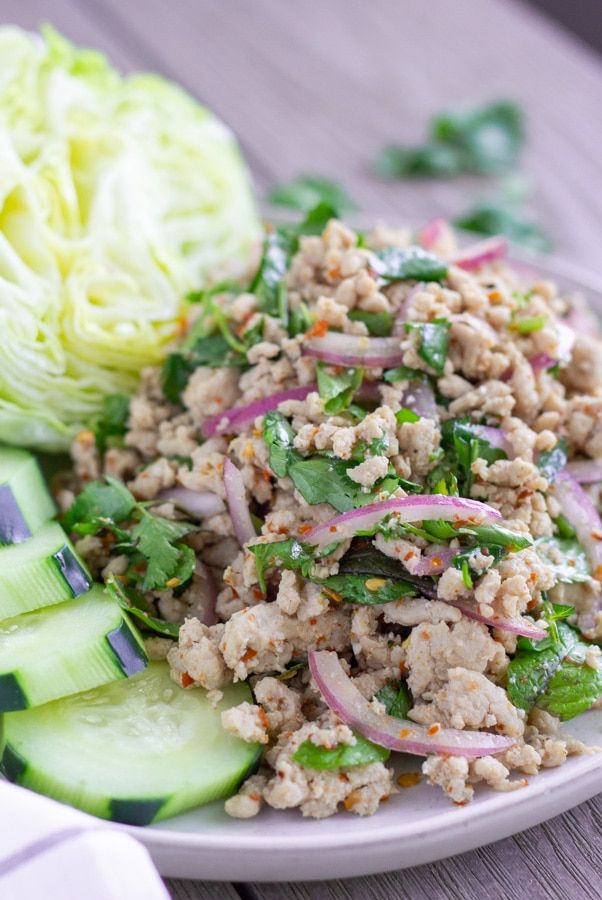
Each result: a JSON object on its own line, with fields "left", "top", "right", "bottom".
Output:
{"left": 0, "top": 585, "right": 148, "bottom": 711}
{"left": 0, "top": 662, "right": 261, "bottom": 825}
{"left": 0, "top": 447, "right": 56, "bottom": 545}
{"left": 0, "top": 521, "right": 92, "bottom": 619}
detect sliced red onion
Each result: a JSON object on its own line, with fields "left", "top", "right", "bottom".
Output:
{"left": 529, "top": 353, "right": 555, "bottom": 374}
{"left": 440, "top": 599, "right": 547, "bottom": 639}
{"left": 412, "top": 546, "right": 455, "bottom": 576}
{"left": 555, "top": 322, "right": 575, "bottom": 363}
{"left": 305, "top": 495, "right": 501, "bottom": 549}
{"left": 453, "top": 236, "right": 508, "bottom": 271}
{"left": 193, "top": 560, "right": 218, "bottom": 626}
{"left": 309, "top": 650, "right": 514, "bottom": 757}
{"left": 303, "top": 332, "right": 404, "bottom": 368}
{"left": 401, "top": 380, "right": 438, "bottom": 420}
{"left": 157, "top": 487, "right": 224, "bottom": 519}
{"left": 202, "top": 385, "right": 317, "bottom": 438}
{"left": 554, "top": 470, "right": 602, "bottom": 581}
{"left": 566, "top": 460, "right": 602, "bottom": 484}
{"left": 418, "top": 218, "right": 447, "bottom": 251}
{"left": 392, "top": 283, "right": 424, "bottom": 336}
{"left": 223, "top": 458, "right": 256, "bottom": 547}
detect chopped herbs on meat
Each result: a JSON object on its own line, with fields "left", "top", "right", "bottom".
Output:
{"left": 62, "top": 212, "right": 602, "bottom": 823}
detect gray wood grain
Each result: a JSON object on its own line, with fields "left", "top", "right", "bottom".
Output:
{"left": 2, "top": 1, "right": 601, "bottom": 898}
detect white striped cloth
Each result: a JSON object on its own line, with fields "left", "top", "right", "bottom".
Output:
{"left": 0, "top": 782, "right": 168, "bottom": 900}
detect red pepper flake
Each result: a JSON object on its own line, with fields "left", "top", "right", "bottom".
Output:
{"left": 181, "top": 672, "right": 194, "bottom": 688}
{"left": 427, "top": 723, "right": 441, "bottom": 736}
{"left": 241, "top": 648, "right": 257, "bottom": 663}
{"left": 298, "top": 524, "right": 312, "bottom": 535}
{"left": 398, "top": 728, "right": 413, "bottom": 739}
{"left": 397, "top": 772, "right": 421, "bottom": 789}
{"left": 306, "top": 319, "right": 330, "bottom": 338}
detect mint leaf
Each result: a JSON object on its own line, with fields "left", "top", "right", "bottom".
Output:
{"left": 405, "top": 318, "right": 450, "bottom": 375}
{"left": 293, "top": 732, "right": 389, "bottom": 770}
{"left": 348, "top": 309, "right": 394, "bottom": 336}
{"left": 249, "top": 538, "right": 316, "bottom": 592}
{"left": 288, "top": 456, "right": 364, "bottom": 512}
{"left": 507, "top": 622, "right": 580, "bottom": 713}
{"left": 374, "top": 246, "right": 447, "bottom": 283}
{"left": 316, "top": 361, "right": 364, "bottom": 414}
{"left": 320, "top": 573, "right": 417, "bottom": 605}
{"left": 537, "top": 660, "right": 602, "bottom": 720}
{"left": 263, "top": 411, "right": 297, "bottom": 477}
{"left": 375, "top": 682, "right": 411, "bottom": 718}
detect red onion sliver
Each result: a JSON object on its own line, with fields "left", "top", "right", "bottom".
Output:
{"left": 303, "top": 333, "right": 404, "bottom": 368}
{"left": 411, "top": 547, "right": 456, "bottom": 576}
{"left": 441, "top": 599, "right": 548, "bottom": 639}
{"left": 193, "top": 560, "right": 218, "bottom": 626}
{"left": 223, "top": 458, "right": 256, "bottom": 547}
{"left": 566, "top": 460, "right": 602, "bottom": 484}
{"left": 471, "top": 425, "right": 513, "bottom": 458}
{"left": 309, "top": 650, "right": 514, "bottom": 757}
{"left": 157, "top": 487, "right": 224, "bottom": 519}
{"left": 453, "top": 236, "right": 508, "bottom": 271}
{"left": 202, "top": 385, "right": 317, "bottom": 438}
{"left": 392, "top": 283, "right": 424, "bottom": 336}
{"left": 418, "top": 218, "right": 447, "bottom": 251}
{"left": 554, "top": 470, "right": 602, "bottom": 581}
{"left": 529, "top": 353, "right": 555, "bottom": 374}
{"left": 402, "top": 380, "right": 438, "bottom": 420}
{"left": 305, "top": 495, "right": 502, "bottom": 549}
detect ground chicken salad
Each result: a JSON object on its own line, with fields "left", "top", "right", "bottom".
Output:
{"left": 1, "top": 209, "right": 601, "bottom": 825}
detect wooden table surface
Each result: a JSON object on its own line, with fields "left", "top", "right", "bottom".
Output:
{"left": 7, "top": 0, "right": 602, "bottom": 897}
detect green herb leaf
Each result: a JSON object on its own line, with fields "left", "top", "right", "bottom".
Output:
{"left": 92, "top": 393, "right": 130, "bottom": 454}
{"left": 383, "top": 365, "right": 431, "bottom": 384}
{"left": 316, "top": 362, "right": 364, "bottom": 414}
{"left": 249, "top": 538, "right": 316, "bottom": 593}
{"left": 288, "top": 456, "right": 364, "bottom": 513}
{"left": 374, "top": 246, "right": 447, "bottom": 283}
{"left": 106, "top": 575, "right": 180, "bottom": 638}
{"left": 267, "top": 174, "right": 357, "bottom": 215}
{"left": 536, "top": 536, "right": 590, "bottom": 584}
{"left": 374, "top": 682, "right": 411, "bottom": 718}
{"left": 251, "top": 229, "right": 295, "bottom": 316}
{"left": 455, "top": 198, "right": 552, "bottom": 254}
{"left": 263, "top": 411, "right": 297, "bottom": 478}
{"left": 293, "top": 731, "right": 389, "bottom": 770}
{"left": 458, "top": 523, "right": 532, "bottom": 551}
{"left": 395, "top": 407, "right": 420, "bottom": 425}
{"left": 162, "top": 334, "right": 244, "bottom": 404}
{"left": 372, "top": 142, "right": 462, "bottom": 179}
{"left": 537, "top": 660, "right": 602, "bottom": 720}
{"left": 507, "top": 622, "right": 580, "bottom": 713}
{"left": 320, "top": 573, "right": 417, "bottom": 605}
{"left": 131, "top": 512, "right": 196, "bottom": 591}
{"left": 537, "top": 438, "right": 568, "bottom": 483}
{"left": 553, "top": 514, "right": 576, "bottom": 540}
{"left": 348, "top": 309, "right": 394, "bottom": 336}
{"left": 63, "top": 477, "right": 136, "bottom": 531}
{"left": 511, "top": 315, "right": 547, "bottom": 335}
{"left": 405, "top": 319, "right": 450, "bottom": 375}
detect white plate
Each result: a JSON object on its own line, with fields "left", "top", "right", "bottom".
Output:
{"left": 126, "top": 710, "right": 601, "bottom": 881}
{"left": 121, "top": 252, "right": 602, "bottom": 882}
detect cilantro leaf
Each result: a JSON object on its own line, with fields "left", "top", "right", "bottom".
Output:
{"left": 131, "top": 512, "right": 196, "bottom": 592}
{"left": 316, "top": 362, "right": 364, "bottom": 414}
{"left": 63, "top": 477, "right": 136, "bottom": 531}
{"left": 106, "top": 575, "right": 180, "bottom": 638}
{"left": 374, "top": 246, "right": 447, "bottom": 283}
{"left": 455, "top": 197, "right": 552, "bottom": 254}
{"left": 536, "top": 536, "right": 590, "bottom": 584}
{"left": 405, "top": 319, "right": 450, "bottom": 375}
{"left": 347, "top": 309, "right": 394, "bottom": 336}
{"left": 267, "top": 175, "right": 357, "bottom": 215}
{"left": 293, "top": 731, "right": 389, "bottom": 770}
{"left": 375, "top": 682, "right": 411, "bottom": 719}
{"left": 395, "top": 407, "right": 420, "bottom": 424}
{"left": 249, "top": 538, "right": 316, "bottom": 592}
{"left": 537, "top": 438, "right": 568, "bottom": 483}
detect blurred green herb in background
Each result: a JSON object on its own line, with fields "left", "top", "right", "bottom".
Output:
{"left": 267, "top": 174, "right": 357, "bottom": 214}
{"left": 372, "top": 100, "right": 524, "bottom": 179}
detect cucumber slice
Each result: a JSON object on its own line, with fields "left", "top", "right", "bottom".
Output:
{"left": 0, "top": 522, "right": 92, "bottom": 619}
{"left": 1, "top": 662, "right": 260, "bottom": 825}
{"left": 0, "top": 585, "right": 147, "bottom": 711}
{"left": 0, "top": 447, "right": 56, "bottom": 544}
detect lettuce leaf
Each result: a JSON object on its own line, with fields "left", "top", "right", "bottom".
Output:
{"left": 0, "top": 26, "right": 259, "bottom": 449}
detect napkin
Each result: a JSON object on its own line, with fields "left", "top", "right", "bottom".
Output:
{"left": 0, "top": 781, "right": 169, "bottom": 900}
